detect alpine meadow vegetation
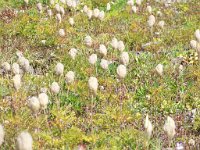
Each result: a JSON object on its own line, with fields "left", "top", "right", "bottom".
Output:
{"left": 0, "top": 0, "right": 200, "bottom": 149}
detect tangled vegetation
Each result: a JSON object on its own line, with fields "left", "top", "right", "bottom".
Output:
{"left": 0, "top": 0, "right": 200, "bottom": 149}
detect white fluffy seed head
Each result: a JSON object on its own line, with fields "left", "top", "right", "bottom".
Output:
{"left": 0, "top": 124, "right": 5, "bottom": 146}
{"left": 47, "top": 9, "right": 53, "bottom": 17}
{"left": 24, "top": 0, "right": 29, "bottom": 5}
{"left": 195, "top": 29, "right": 200, "bottom": 42}
{"left": 12, "top": 63, "right": 20, "bottom": 75}
{"left": 13, "top": 74, "right": 21, "bottom": 91}
{"left": 38, "top": 93, "right": 49, "bottom": 109}
{"left": 56, "top": 13, "right": 62, "bottom": 23}
{"left": 127, "top": 0, "right": 134, "bottom": 6}
{"left": 23, "top": 59, "right": 30, "bottom": 72}
{"left": 50, "top": 0, "right": 55, "bottom": 5}
{"left": 86, "top": 9, "right": 93, "bottom": 19}
{"left": 16, "top": 131, "right": 33, "bottom": 150}
{"left": 107, "top": 3, "right": 111, "bottom": 11}
{"left": 89, "top": 54, "right": 97, "bottom": 65}
{"left": 37, "top": 3, "right": 43, "bottom": 12}
{"left": 69, "top": 17, "right": 74, "bottom": 26}
{"left": 158, "top": 20, "right": 165, "bottom": 28}
{"left": 117, "top": 41, "right": 125, "bottom": 51}
{"left": 155, "top": 64, "right": 163, "bottom": 76}
{"left": 69, "top": 48, "right": 77, "bottom": 60}
{"left": 50, "top": 82, "right": 60, "bottom": 94}
{"left": 55, "top": 3, "right": 60, "bottom": 12}
{"left": 163, "top": 116, "right": 176, "bottom": 140}
{"left": 136, "top": 0, "right": 142, "bottom": 5}
{"left": 1, "top": 62, "right": 11, "bottom": 72}
{"left": 100, "top": 59, "right": 109, "bottom": 70}
{"left": 98, "top": 11, "right": 105, "bottom": 21}
{"left": 55, "top": 63, "right": 64, "bottom": 75}
{"left": 147, "top": 6, "right": 152, "bottom": 14}
{"left": 65, "top": 71, "right": 75, "bottom": 84}
{"left": 93, "top": 8, "right": 100, "bottom": 18}
{"left": 84, "top": 35, "right": 92, "bottom": 46}
{"left": 147, "top": 15, "right": 156, "bottom": 27}
{"left": 132, "top": 6, "right": 137, "bottom": 13}
{"left": 117, "top": 64, "right": 127, "bottom": 79}
{"left": 60, "top": 6, "right": 65, "bottom": 16}
{"left": 111, "top": 37, "right": 118, "bottom": 49}
{"left": 83, "top": 5, "right": 88, "bottom": 13}
{"left": 99, "top": 44, "right": 107, "bottom": 57}
{"left": 190, "top": 40, "right": 197, "bottom": 49}
{"left": 67, "top": 0, "right": 72, "bottom": 7}
{"left": 28, "top": 96, "right": 40, "bottom": 113}
{"left": 58, "top": 29, "right": 65, "bottom": 37}
{"left": 120, "top": 52, "right": 129, "bottom": 66}
{"left": 88, "top": 77, "right": 98, "bottom": 94}
{"left": 18, "top": 56, "right": 26, "bottom": 67}
{"left": 144, "top": 114, "right": 153, "bottom": 139}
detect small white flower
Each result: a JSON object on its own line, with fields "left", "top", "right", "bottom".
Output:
{"left": 120, "top": 52, "right": 129, "bottom": 66}
{"left": 58, "top": 29, "right": 65, "bottom": 37}
{"left": 84, "top": 35, "right": 92, "bottom": 46}
{"left": 16, "top": 131, "right": 33, "bottom": 150}
{"left": 163, "top": 116, "right": 176, "bottom": 140}
{"left": 147, "top": 15, "right": 156, "bottom": 27}
{"left": 147, "top": 6, "right": 152, "bottom": 14}
{"left": 111, "top": 37, "right": 118, "bottom": 49}
{"left": 107, "top": 3, "right": 111, "bottom": 11}
{"left": 144, "top": 114, "right": 153, "bottom": 139}
{"left": 65, "top": 71, "right": 75, "bottom": 84}
{"left": 28, "top": 96, "right": 40, "bottom": 113}
{"left": 158, "top": 20, "right": 165, "bottom": 28}
{"left": 89, "top": 54, "right": 97, "bottom": 65}
{"left": 86, "top": 9, "right": 93, "bottom": 19}
{"left": 93, "top": 8, "right": 100, "bottom": 18}
{"left": 132, "top": 6, "right": 137, "bottom": 13}
{"left": 41, "top": 40, "right": 46, "bottom": 44}
{"left": 1, "top": 62, "right": 11, "bottom": 72}
{"left": 38, "top": 93, "right": 49, "bottom": 109}
{"left": 56, "top": 13, "right": 62, "bottom": 23}
{"left": 190, "top": 40, "right": 197, "bottom": 49}
{"left": 100, "top": 59, "right": 109, "bottom": 70}
{"left": 88, "top": 77, "right": 98, "bottom": 94}
{"left": 0, "top": 124, "right": 5, "bottom": 146}
{"left": 69, "top": 17, "right": 74, "bottom": 26}
{"left": 13, "top": 74, "right": 21, "bottom": 91}
{"left": 12, "top": 63, "right": 20, "bottom": 75}
{"left": 195, "top": 29, "right": 200, "bottom": 42}
{"left": 117, "top": 41, "right": 125, "bottom": 51}
{"left": 50, "top": 82, "right": 60, "bottom": 94}
{"left": 155, "top": 64, "right": 163, "bottom": 76}
{"left": 69, "top": 48, "right": 77, "bottom": 60}
{"left": 55, "top": 63, "right": 64, "bottom": 75}
{"left": 98, "top": 11, "right": 105, "bottom": 21}
{"left": 99, "top": 44, "right": 107, "bottom": 57}
{"left": 117, "top": 64, "right": 127, "bottom": 79}
{"left": 37, "top": 3, "right": 43, "bottom": 13}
